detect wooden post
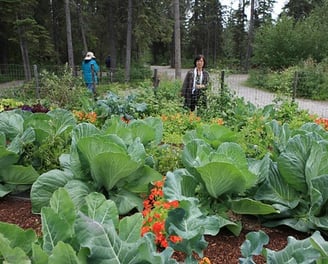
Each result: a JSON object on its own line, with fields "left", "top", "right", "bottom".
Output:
{"left": 220, "top": 70, "right": 225, "bottom": 97}
{"left": 33, "top": 65, "right": 40, "bottom": 99}
{"left": 292, "top": 71, "right": 298, "bottom": 102}
{"left": 152, "top": 68, "right": 160, "bottom": 95}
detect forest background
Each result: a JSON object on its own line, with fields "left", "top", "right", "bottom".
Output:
{"left": 1, "top": 0, "right": 328, "bottom": 82}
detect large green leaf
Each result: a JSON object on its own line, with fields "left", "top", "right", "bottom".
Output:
{"left": 64, "top": 180, "right": 94, "bottom": 210}
{"left": 240, "top": 230, "right": 269, "bottom": 262}
{"left": 31, "top": 169, "right": 74, "bottom": 213}
{"left": 24, "top": 113, "right": 52, "bottom": 143}
{"left": 75, "top": 212, "right": 143, "bottom": 264}
{"left": 142, "top": 116, "right": 163, "bottom": 145}
{"left": 165, "top": 200, "right": 212, "bottom": 258}
{"left": 0, "top": 165, "right": 39, "bottom": 184}
{"left": 255, "top": 161, "right": 300, "bottom": 209}
{"left": 263, "top": 217, "right": 316, "bottom": 232}
{"left": 183, "top": 123, "right": 238, "bottom": 149}
{"left": 41, "top": 189, "right": 76, "bottom": 254}
{"left": 49, "top": 188, "right": 76, "bottom": 226}
{"left": 309, "top": 231, "right": 328, "bottom": 260}
{"left": 0, "top": 111, "right": 24, "bottom": 140}
{"left": 71, "top": 122, "right": 101, "bottom": 147}
{"left": 197, "top": 162, "right": 246, "bottom": 198}
{"left": 0, "top": 233, "right": 30, "bottom": 264}
{"left": 123, "top": 165, "right": 162, "bottom": 193}
{"left": 48, "top": 241, "right": 80, "bottom": 264}
{"left": 265, "top": 120, "right": 291, "bottom": 155}
{"left": 127, "top": 137, "right": 147, "bottom": 164}
{"left": 7, "top": 127, "right": 35, "bottom": 154}
{"left": 248, "top": 154, "right": 271, "bottom": 184}
{"left": 0, "top": 131, "right": 5, "bottom": 146}
{"left": 0, "top": 222, "right": 37, "bottom": 254}
{"left": 90, "top": 152, "right": 140, "bottom": 191}
{"left": 310, "top": 174, "right": 328, "bottom": 210}
{"left": 0, "top": 184, "right": 12, "bottom": 197}
{"left": 111, "top": 189, "right": 144, "bottom": 215}
{"left": 265, "top": 234, "right": 321, "bottom": 263}
{"left": 41, "top": 207, "right": 74, "bottom": 254}
{"left": 277, "top": 134, "right": 315, "bottom": 193}
{"left": 80, "top": 192, "right": 119, "bottom": 228}
{"left": 76, "top": 135, "right": 127, "bottom": 177}
{"left": 0, "top": 146, "right": 18, "bottom": 168}
{"left": 164, "top": 169, "right": 198, "bottom": 200}
{"left": 31, "top": 244, "right": 49, "bottom": 264}
{"left": 128, "top": 119, "right": 157, "bottom": 146}
{"left": 181, "top": 139, "right": 212, "bottom": 168}
{"left": 102, "top": 116, "right": 134, "bottom": 144}
{"left": 230, "top": 198, "right": 279, "bottom": 215}
{"left": 305, "top": 143, "right": 328, "bottom": 181}
{"left": 46, "top": 109, "right": 76, "bottom": 137}
{"left": 214, "top": 142, "right": 257, "bottom": 189}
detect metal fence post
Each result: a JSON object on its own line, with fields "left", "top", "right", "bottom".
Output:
{"left": 33, "top": 64, "right": 40, "bottom": 99}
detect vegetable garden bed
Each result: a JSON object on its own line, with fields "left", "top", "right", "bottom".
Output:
{"left": 0, "top": 196, "right": 308, "bottom": 263}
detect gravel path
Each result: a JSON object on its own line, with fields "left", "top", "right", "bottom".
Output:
{"left": 151, "top": 66, "right": 328, "bottom": 118}
{"left": 225, "top": 74, "right": 328, "bottom": 118}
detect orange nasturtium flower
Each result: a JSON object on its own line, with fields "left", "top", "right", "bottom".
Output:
{"left": 315, "top": 117, "right": 328, "bottom": 130}
{"left": 73, "top": 110, "right": 97, "bottom": 124}
{"left": 141, "top": 177, "right": 181, "bottom": 249}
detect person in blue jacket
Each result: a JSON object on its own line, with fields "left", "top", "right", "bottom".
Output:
{"left": 81, "top": 51, "right": 100, "bottom": 95}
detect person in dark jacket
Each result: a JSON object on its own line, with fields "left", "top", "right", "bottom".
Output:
{"left": 105, "top": 55, "right": 111, "bottom": 69}
{"left": 81, "top": 51, "right": 100, "bottom": 95}
{"left": 181, "top": 54, "right": 210, "bottom": 112}
{"left": 105, "top": 55, "right": 112, "bottom": 82}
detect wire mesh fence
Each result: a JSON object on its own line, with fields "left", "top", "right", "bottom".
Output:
{"left": 1, "top": 64, "right": 328, "bottom": 117}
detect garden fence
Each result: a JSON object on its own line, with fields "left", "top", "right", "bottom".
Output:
{"left": 1, "top": 64, "right": 328, "bottom": 118}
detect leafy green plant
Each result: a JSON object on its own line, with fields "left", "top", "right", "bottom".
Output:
{"left": 30, "top": 117, "right": 164, "bottom": 215}
{"left": 0, "top": 188, "right": 180, "bottom": 263}
{"left": 94, "top": 91, "right": 148, "bottom": 125}
{"left": 0, "top": 98, "right": 24, "bottom": 112}
{"left": 163, "top": 170, "right": 242, "bottom": 259}
{"left": 238, "top": 110, "right": 275, "bottom": 159}
{"left": 239, "top": 230, "right": 269, "bottom": 264}
{"left": 21, "top": 64, "right": 87, "bottom": 109}
{"left": 147, "top": 143, "right": 183, "bottom": 175}
{"left": 161, "top": 112, "right": 203, "bottom": 145}
{"left": 0, "top": 108, "right": 76, "bottom": 196}
{"left": 240, "top": 230, "right": 328, "bottom": 263}
{"left": 251, "top": 122, "right": 328, "bottom": 233}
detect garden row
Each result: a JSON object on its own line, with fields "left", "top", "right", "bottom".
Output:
{"left": 1, "top": 68, "right": 328, "bottom": 263}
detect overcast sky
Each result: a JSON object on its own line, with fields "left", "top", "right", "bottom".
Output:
{"left": 220, "top": 0, "right": 287, "bottom": 19}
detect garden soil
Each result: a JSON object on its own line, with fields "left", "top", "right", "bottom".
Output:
{"left": 0, "top": 196, "right": 308, "bottom": 263}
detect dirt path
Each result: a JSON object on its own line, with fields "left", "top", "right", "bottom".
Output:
{"left": 151, "top": 66, "right": 328, "bottom": 118}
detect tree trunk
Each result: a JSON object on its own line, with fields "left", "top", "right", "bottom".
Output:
{"left": 125, "top": 0, "right": 133, "bottom": 82}
{"left": 77, "top": 2, "right": 88, "bottom": 55}
{"left": 173, "top": 0, "right": 181, "bottom": 80}
{"left": 108, "top": 1, "right": 116, "bottom": 70}
{"left": 65, "top": 0, "right": 75, "bottom": 74}
{"left": 16, "top": 16, "right": 31, "bottom": 81}
{"left": 244, "top": 0, "right": 255, "bottom": 72}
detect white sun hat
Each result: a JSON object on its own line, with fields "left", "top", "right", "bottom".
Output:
{"left": 84, "top": 51, "right": 96, "bottom": 60}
